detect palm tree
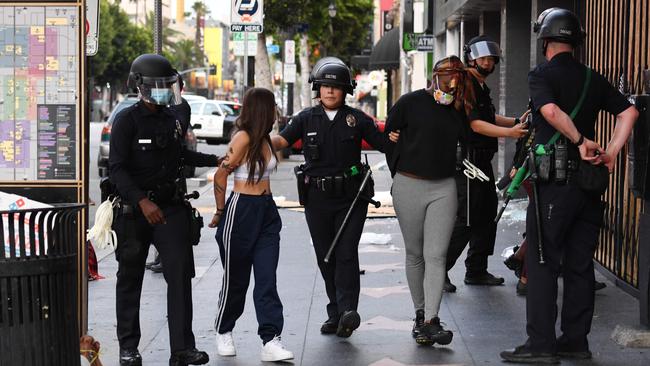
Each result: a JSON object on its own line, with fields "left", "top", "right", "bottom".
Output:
{"left": 191, "top": 1, "right": 210, "bottom": 64}
{"left": 144, "top": 11, "right": 182, "bottom": 54}
{"left": 171, "top": 39, "right": 201, "bottom": 72}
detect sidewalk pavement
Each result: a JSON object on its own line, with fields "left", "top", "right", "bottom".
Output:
{"left": 88, "top": 154, "right": 650, "bottom": 365}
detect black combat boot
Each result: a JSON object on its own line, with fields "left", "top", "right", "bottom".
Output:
{"left": 336, "top": 310, "right": 361, "bottom": 338}
{"left": 415, "top": 317, "right": 453, "bottom": 346}
{"left": 169, "top": 348, "right": 209, "bottom": 366}
{"left": 411, "top": 309, "right": 425, "bottom": 338}
{"left": 443, "top": 274, "right": 457, "bottom": 293}
{"left": 500, "top": 345, "right": 559, "bottom": 364}
{"left": 119, "top": 348, "right": 142, "bottom": 366}
{"left": 320, "top": 315, "right": 339, "bottom": 334}
{"left": 464, "top": 271, "right": 505, "bottom": 286}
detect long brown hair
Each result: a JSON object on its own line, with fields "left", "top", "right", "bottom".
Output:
{"left": 431, "top": 55, "right": 475, "bottom": 116}
{"left": 234, "top": 88, "right": 277, "bottom": 184}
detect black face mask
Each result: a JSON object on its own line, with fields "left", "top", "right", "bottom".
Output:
{"left": 475, "top": 63, "right": 494, "bottom": 76}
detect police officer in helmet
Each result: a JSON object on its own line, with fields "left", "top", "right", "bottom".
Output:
{"left": 110, "top": 54, "right": 220, "bottom": 366}
{"left": 272, "top": 57, "right": 390, "bottom": 338}
{"left": 443, "top": 35, "right": 529, "bottom": 292}
{"left": 501, "top": 8, "right": 637, "bottom": 363}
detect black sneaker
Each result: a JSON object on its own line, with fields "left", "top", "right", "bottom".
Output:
{"left": 464, "top": 272, "right": 505, "bottom": 286}
{"left": 516, "top": 280, "right": 527, "bottom": 296}
{"left": 411, "top": 309, "right": 425, "bottom": 338}
{"left": 595, "top": 280, "right": 607, "bottom": 291}
{"left": 443, "top": 275, "right": 457, "bottom": 293}
{"left": 500, "top": 345, "right": 559, "bottom": 364}
{"left": 336, "top": 310, "right": 361, "bottom": 338}
{"left": 169, "top": 348, "right": 209, "bottom": 366}
{"left": 119, "top": 348, "right": 142, "bottom": 366}
{"left": 320, "top": 316, "right": 339, "bottom": 334}
{"left": 415, "top": 317, "right": 453, "bottom": 346}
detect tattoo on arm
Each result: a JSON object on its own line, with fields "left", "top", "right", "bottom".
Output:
{"left": 214, "top": 183, "right": 226, "bottom": 193}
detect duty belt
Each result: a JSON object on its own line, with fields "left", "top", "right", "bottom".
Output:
{"left": 307, "top": 175, "right": 348, "bottom": 192}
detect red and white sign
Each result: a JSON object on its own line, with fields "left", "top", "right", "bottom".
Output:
{"left": 86, "top": 0, "right": 100, "bottom": 55}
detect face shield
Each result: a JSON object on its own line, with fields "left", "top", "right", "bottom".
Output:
{"left": 466, "top": 40, "right": 502, "bottom": 62}
{"left": 137, "top": 75, "right": 182, "bottom": 106}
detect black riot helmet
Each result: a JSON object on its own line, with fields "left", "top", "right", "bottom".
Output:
{"left": 533, "top": 7, "right": 586, "bottom": 46}
{"left": 464, "top": 35, "right": 501, "bottom": 64}
{"left": 127, "top": 54, "right": 182, "bottom": 106}
{"left": 309, "top": 57, "right": 357, "bottom": 95}
{"left": 463, "top": 35, "right": 501, "bottom": 76}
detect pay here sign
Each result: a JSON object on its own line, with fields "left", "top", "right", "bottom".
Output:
{"left": 231, "top": 0, "right": 264, "bottom": 33}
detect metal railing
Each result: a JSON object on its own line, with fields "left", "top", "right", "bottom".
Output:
{"left": 583, "top": 0, "right": 649, "bottom": 291}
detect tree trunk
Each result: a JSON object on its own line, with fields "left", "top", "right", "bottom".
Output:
{"left": 255, "top": 34, "right": 273, "bottom": 91}
{"left": 299, "top": 33, "right": 312, "bottom": 110}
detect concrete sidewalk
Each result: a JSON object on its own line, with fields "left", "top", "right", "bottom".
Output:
{"left": 88, "top": 154, "right": 650, "bottom": 365}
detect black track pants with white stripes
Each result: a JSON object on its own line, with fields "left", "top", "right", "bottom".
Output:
{"left": 214, "top": 192, "right": 284, "bottom": 343}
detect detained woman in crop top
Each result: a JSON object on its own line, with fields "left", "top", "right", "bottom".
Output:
{"left": 208, "top": 88, "right": 294, "bottom": 362}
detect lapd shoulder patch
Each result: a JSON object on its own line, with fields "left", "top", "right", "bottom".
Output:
{"left": 346, "top": 114, "right": 356, "bottom": 127}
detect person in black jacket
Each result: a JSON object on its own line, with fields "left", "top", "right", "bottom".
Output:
{"left": 501, "top": 8, "right": 637, "bottom": 363}
{"left": 271, "top": 57, "right": 390, "bottom": 338}
{"left": 443, "top": 35, "right": 530, "bottom": 292}
{"left": 384, "top": 56, "right": 472, "bottom": 346}
{"left": 109, "top": 54, "right": 219, "bottom": 366}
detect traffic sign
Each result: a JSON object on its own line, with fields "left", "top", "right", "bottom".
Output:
{"left": 233, "top": 32, "right": 257, "bottom": 56}
{"left": 86, "top": 0, "right": 100, "bottom": 55}
{"left": 284, "top": 40, "right": 295, "bottom": 64}
{"left": 283, "top": 64, "right": 296, "bottom": 83}
{"left": 231, "top": 0, "right": 264, "bottom": 33}
{"left": 267, "top": 44, "right": 280, "bottom": 54}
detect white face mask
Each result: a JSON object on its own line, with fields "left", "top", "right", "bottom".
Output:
{"left": 433, "top": 75, "right": 455, "bottom": 105}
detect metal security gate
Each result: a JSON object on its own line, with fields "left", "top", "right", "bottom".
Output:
{"left": 583, "top": 0, "right": 649, "bottom": 293}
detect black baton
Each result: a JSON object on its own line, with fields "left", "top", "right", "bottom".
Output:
{"left": 528, "top": 150, "right": 545, "bottom": 265}
{"left": 324, "top": 168, "right": 379, "bottom": 263}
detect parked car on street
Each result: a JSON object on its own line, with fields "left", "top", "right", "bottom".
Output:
{"left": 189, "top": 100, "right": 242, "bottom": 144}
{"left": 97, "top": 96, "right": 199, "bottom": 178}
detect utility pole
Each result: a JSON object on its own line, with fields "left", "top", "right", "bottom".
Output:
{"left": 153, "top": 0, "right": 163, "bottom": 54}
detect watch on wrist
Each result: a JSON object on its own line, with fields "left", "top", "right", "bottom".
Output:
{"left": 576, "top": 135, "right": 585, "bottom": 146}
{"left": 514, "top": 117, "right": 521, "bottom": 125}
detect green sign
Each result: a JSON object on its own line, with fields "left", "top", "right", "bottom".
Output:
{"left": 403, "top": 33, "right": 434, "bottom": 52}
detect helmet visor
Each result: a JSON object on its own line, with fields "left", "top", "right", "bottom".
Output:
{"left": 467, "top": 41, "right": 502, "bottom": 61}
{"left": 138, "top": 75, "right": 182, "bottom": 106}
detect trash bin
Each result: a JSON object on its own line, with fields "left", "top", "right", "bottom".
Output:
{"left": 0, "top": 203, "right": 85, "bottom": 366}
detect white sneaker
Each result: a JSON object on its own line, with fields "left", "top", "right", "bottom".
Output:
{"left": 260, "top": 336, "right": 294, "bottom": 362}
{"left": 216, "top": 331, "right": 236, "bottom": 356}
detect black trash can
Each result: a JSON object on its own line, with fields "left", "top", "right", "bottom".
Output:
{"left": 0, "top": 203, "right": 85, "bottom": 366}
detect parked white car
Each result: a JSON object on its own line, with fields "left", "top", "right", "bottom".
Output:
{"left": 189, "top": 100, "right": 241, "bottom": 144}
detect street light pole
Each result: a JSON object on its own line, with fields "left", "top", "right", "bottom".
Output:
{"left": 328, "top": 1, "right": 337, "bottom": 56}
{"left": 153, "top": 0, "right": 163, "bottom": 54}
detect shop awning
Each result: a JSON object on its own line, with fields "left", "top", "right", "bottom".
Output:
{"left": 369, "top": 27, "right": 400, "bottom": 70}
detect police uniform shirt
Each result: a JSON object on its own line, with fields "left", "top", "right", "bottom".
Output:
{"left": 468, "top": 76, "right": 498, "bottom": 152}
{"left": 109, "top": 101, "right": 219, "bottom": 205}
{"left": 384, "top": 89, "right": 467, "bottom": 179}
{"left": 280, "top": 104, "right": 386, "bottom": 176}
{"left": 529, "top": 52, "right": 631, "bottom": 146}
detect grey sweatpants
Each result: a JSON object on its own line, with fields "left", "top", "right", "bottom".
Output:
{"left": 392, "top": 173, "right": 457, "bottom": 319}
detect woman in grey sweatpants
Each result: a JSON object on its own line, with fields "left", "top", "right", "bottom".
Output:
{"left": 385, "top": 56, "right": 472, "bottom": 346}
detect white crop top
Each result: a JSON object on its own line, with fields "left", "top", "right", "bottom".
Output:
{"left": 233, "top": 143, "right": 277, "bottom": 181}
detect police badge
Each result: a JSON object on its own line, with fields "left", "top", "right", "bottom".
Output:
{"left": 346, "top": 114, "right": 356, "bottom": 127}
